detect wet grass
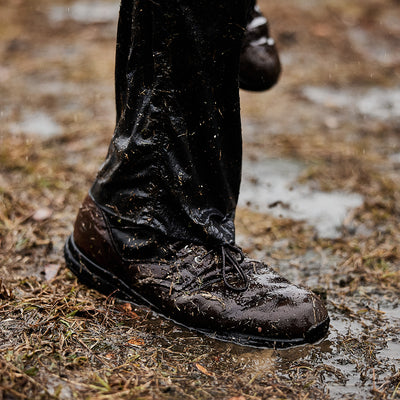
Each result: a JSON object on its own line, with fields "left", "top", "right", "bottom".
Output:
{"left": 1, "top": 0, "right": 400, "bottom": 398}
{"left": 0, "top": 272, "right": 332, "bottom": 399}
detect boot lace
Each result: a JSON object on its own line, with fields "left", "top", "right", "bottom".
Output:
{"left": 194, "top": 243, "right": 249, "bottom": 292}
{"left": 220, "top": 244, "right": 249, "bottom": 292}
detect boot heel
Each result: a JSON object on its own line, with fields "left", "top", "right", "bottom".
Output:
{"left": 64, "top": 235, "right": 130, "bottom": 300}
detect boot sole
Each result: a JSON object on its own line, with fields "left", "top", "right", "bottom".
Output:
{"left": 64, "top": 235, "right": 330, "bottom": 348}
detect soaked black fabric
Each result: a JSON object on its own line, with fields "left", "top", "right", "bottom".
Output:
{"left": 91, "top": 0, "right": 252, "bottom": 246}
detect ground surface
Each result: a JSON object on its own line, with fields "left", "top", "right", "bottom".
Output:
{"left": 1, "top": 0, "right": 400, "bottom": 399}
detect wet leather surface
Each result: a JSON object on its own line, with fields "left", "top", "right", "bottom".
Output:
{"left": 72, "top": 196, "right": 329, "bottom": 342}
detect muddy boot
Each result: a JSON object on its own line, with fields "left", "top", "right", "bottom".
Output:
{"left": 65, "top": 0, "right": 329, "bottom": 347}
{"left": 239, "top": 2, "right": 281, "bottom": 91}
{"left": 65, "top": 195, "right": 329, "bottom": 347}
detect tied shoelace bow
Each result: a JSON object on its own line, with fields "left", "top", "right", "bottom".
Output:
{"left": 195, "top": 244, "right": 249, "bottom": 292}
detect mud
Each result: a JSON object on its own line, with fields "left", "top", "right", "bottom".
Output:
{"left": 1, "top": 0, "right": 400, "bottom": 399}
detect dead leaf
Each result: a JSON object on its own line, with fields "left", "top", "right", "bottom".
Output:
{"left": 195, "top": 363, "right": 215, "bottom": 377}
{"left": 228, "top": 397, "right": 246, "bottom": 400}
{"left": 0, "top": 279, "right": 14, "bottom": 300}
{"left": 119, "top": 302, "right": 139, "bottom": 319}
{"left": 44, "top": 264, "right": 61, "bottom": 281}
{"left": 312, "top": 23, "right": 332, "bottom": 37}
{"left": 32, "top": 207, "right": 53, "bottom": 221}
{"left": 128, "top": 338, "right": 145, "bottom": 346}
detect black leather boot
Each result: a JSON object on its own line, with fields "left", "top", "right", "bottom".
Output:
{"left": 65, "top": 0, "right": 328, "bottom": 347}
{"left": 65, "top": 195, "right": 329, "bottom": 347}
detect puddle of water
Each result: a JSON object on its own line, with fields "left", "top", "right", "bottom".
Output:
{"left": 378, "top": 340, "right": 400, "bottom": 363}
{"left": 379, "top": 305, "right": 400, "bottom": 321}
{"left": 10, "top": 111, "right": 63, "bottom": 138}
{"left": 46, "top": 376, "right": 73, "bottom": 400}
{"left": 381, "top": 12, "right": 400, "bottom": 35}
{"left": 357, "top": 88, "right": 400, "bottom": 120}
{"left": 271, "top": 311, "right": 398, "bottom": 400}
{"left": 239, "top": 157, "right": 363, "bottom": 238}
{"left": 389, "top": 153, "right": 400, "bottom": 164}
{"left": 48, "top": 1, "right": 119, "bottom": 24}
{"left": 302, "top": 86, "right": 351, "bottom": 109}
{"left": 302, "top": 86, "right": 400, "bottom": 121}
{"left": 34, "top": 44, "right": 82, "bottom": 63}
{"left": 348, "top": 27, "right": 400, "bottom": 66}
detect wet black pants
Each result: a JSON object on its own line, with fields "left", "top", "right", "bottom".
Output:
{"left": 91, "top": 0, "right": 253, "bottom": 246}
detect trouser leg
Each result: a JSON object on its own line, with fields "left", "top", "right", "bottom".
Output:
{"left": 91, "top": 0, "right": 252, "bottom": 246}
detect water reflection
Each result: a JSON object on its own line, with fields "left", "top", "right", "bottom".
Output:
{"left": 48, "top": 1, "right": 119, "bottom": 24}
{"left": 302, "top": 86, "right": 400, "bottom": 121}
{"left": 239, "top": 157, "right": 363, "bottom": 238}
{"left": 9, "top": 111, "right": 63, "bottom": 137}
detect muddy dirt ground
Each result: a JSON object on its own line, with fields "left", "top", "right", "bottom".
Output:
{"left": 1, "top": 0, "right": 400, "bottom": 399}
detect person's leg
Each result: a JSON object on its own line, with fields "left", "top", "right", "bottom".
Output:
{"left": 65, "top": 0, "right": 329, "bottom": 347}
{"left": 93, "top": 0, "right": 247, "bottom": 246}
